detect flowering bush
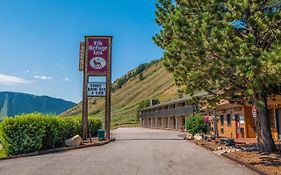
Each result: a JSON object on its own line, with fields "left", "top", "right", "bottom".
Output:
{"left": 203, "top": 115, "right": 209, "bottom": 123}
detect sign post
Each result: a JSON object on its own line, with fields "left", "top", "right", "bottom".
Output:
{"left": 105, "top": 48, "right": 112, "bottom": 140}
{"left": 81, "top": 36, "right": 112, "bottom": 141}
{"left": 79, "top": 41, "right": 85, "bottom": 71}
{"left": 82, "top": 40, "right": 88, "bottom": 140}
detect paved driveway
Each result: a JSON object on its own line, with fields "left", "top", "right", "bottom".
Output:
{"left": 0, "top": 127, "right": 256, "bottom": 175}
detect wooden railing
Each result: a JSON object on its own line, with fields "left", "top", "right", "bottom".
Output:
{"left": 140, "top": 105, "right": 195, "bottom": 118}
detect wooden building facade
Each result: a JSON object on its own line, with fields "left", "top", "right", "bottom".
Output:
{"left": 210, "top": 96, "right": 281, "bottom": 141}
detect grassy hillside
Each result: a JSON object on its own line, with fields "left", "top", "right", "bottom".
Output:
{"left": 62, "top": 60, "right": 180, "bottom": 127}
{"left": 0, "top": 92, "right": 75, "bottom": 120}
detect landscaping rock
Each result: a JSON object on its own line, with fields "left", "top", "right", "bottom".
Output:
{"left": 219, "top": 138, "right": 235, "bottom": 146}
{"left": 241, "top": 146, "right": 259, "bottom": 152}
{"left": 65, "top": 135, "right": 83, "bottom": 147}
{"left": 203, "top": 134, "right": 213, "bottom": 141}
{"left": 214, "top": 147, "right": 239, "bottom": 155}
{"left": 210, "top": 135, "right": 217, "bottom": 140}
{"left": 213, "top": 150, "right": 226, "bottom": 155}
{"left": 194, "top": 134, "right": 203, "bottom": 140}
{"left": 186, "top": 133, "right": 194, "bottom": 140}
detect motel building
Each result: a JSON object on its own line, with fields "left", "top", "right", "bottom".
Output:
{"left": 140, "top": 99, "right": 197, "bottom": 131}
{"left": 141, "top": 96, "right": 281, "bottom": 141}
{"left": 209, "top": 96, "right": 281, "bottom": 141}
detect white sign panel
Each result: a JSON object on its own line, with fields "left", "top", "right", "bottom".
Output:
{"left": 87, "top": 82, "right": 106, "bottom": 97}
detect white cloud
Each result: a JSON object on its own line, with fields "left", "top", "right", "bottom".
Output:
{"left": 0, "top": 74, "right": 29, "bottom": 85}
{"left": 63, "top": 77, "right": 71, "bottom": 81}
{"left": 34, "top": 75, "right": 53, "bottom": 80}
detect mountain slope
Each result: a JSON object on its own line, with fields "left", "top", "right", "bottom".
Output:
{"left": 0, "top": 92, "right": 76, "bottom": 120}
{"left": 62, "top": 60, "right": 180, "bottom": 127}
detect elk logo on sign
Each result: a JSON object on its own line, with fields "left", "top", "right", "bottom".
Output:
{"left": 89, "top": 57, "right": 106, "bottom": 69}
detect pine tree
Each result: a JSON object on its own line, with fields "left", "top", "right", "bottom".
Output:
{"left": 154, "top": 0, "right": 281, "bottom": 152}
{"left": 139, "top": 72, "right": 144, "bottom": 81}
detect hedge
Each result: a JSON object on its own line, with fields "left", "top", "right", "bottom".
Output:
{"left": 185, "top": 114, "right": 207, "bottom": 135}
{"left": 0, "top": 113, "right": 102, "bottom": 156}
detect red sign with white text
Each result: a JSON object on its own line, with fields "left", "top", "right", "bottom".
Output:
{"left": 86, "top": 37, "right": 111, "bottom": 75}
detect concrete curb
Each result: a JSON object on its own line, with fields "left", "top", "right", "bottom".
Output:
{"left": 0, "top": 138, "right": 115, "bottom": 161}
{"left": 197, "top": 143, "right": 216, "bottom": 151}
{"left": 189, "top": 140, "right": 269, "bottom": 175}
{"left": 191, "top": 140, "right": 216, "bottom": 151}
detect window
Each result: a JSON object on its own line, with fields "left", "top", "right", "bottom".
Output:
{"left": 240, "top": 116, "right": 245, "bottom": 124}
{"left": 221, "top": 128, "right": 224, "bottom": 134}
{"left": 227, "top": 114, "right": 231, "bottom": 126}
{"left": 220, "top": 115, "right": 224, "bottom": 126}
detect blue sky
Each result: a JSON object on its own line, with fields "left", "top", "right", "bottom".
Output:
{"left": 0, "top": 0, "right": 163, "bottom": 103}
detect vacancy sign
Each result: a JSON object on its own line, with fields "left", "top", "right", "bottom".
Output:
{"left": 87, "top": 82, "right": 106, "bottom": 97}
{"left": 86, "top": 37, "right": 111, "bottom": 76}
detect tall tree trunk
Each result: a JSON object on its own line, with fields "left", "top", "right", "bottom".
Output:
{"left": 255, "top": 93, "right": 276, "bottom": 152}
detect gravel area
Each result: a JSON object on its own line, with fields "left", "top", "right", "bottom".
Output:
{"left": 229, "top": 151, "right": 281, "bottom": 175}
{"left": 193, "top": 138, "right": 281, "bottom": 175}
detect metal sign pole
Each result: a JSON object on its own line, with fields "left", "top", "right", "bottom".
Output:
{"left": 82, "top": 38, "right": 88, "bottom": 140}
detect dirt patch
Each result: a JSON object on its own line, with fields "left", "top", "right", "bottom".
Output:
{"left": 192, "top": 139, "right": 281, "bottom": 175}
{"left": 193, "top": 140, "right": 218, "bottom": 150}
{"left": 228, "top": 151, "right": 281, "bottom": 175}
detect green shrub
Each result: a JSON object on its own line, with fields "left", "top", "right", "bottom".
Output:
{"left": 136, "top": 99, "right": 150, "bottom": 118}
{"left": 70, "top": 116, "right": 102, "bottom": 136}
{"left": 0, "top": 113, "right": 101, "bottom": 156}
{"left": 88, "top": 117, "right": 102, "bottom": 136}
{"left": 185, "top": 114, "right": 207, "bottom": 135}
{"left": 0, "top": 148, "right": 7, "bottom": 158}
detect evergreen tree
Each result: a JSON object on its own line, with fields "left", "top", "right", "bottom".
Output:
{"left": 154, "top": 0, "right": 281, "bottom": 152}
{"left": 136, "top": 99, "right": 150, "bottom": 119}
{"left": 139, "top": 72, "right": 144, "bottom": 81}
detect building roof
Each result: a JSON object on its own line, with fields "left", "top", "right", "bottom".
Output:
{"left": 142, "top": 92, "right": 207, "bottom": 111}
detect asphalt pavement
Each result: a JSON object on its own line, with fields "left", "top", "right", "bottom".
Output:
{"left": 0, "top": 127, "right": 256, "bottom": 175}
